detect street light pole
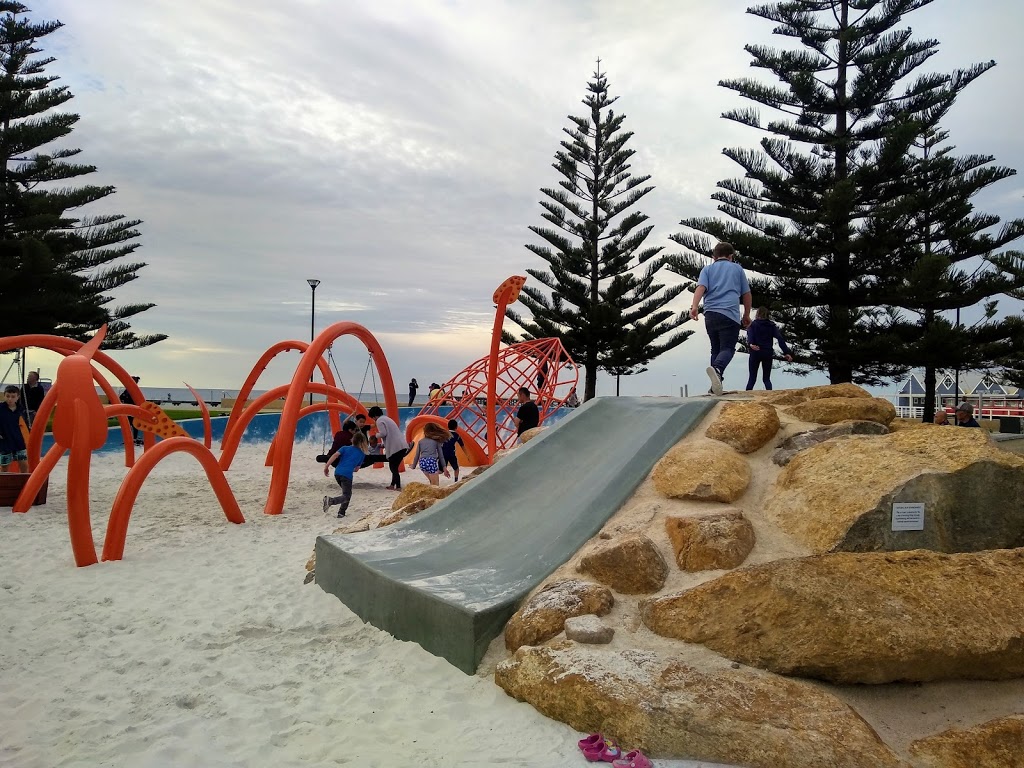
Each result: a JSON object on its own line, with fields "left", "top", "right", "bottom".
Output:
{"left": 307, "top": 279, "right": 320, "bottom": 406}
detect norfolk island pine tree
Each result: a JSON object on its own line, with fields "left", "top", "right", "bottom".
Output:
{"left": 0, "top": 2, "right": 165, "bottom": 348}
{"left": 665, "top": 0, "right": 1020, "bottom": 388}
{"left": 504, "top": 63, "right": 691, "bottom": 401}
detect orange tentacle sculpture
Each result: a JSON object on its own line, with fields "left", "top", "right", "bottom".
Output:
{"left": 184, "top": 383, "right": 213, "bottom": 448}
{"left": 103, "top": 437, "right": 244, "bottom": 562}
{"left": 264, "top": 322, "right": 398, "bottom": 515}
{"left": 487, "top": 276, "right": 527, "bottom": 460}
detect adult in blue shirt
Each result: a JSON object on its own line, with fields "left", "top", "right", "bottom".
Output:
{"left": 954, "top": 402, "right": 981, "bottom": 428}
{"left": 689, "top": 242, "right": 752, "bottom": 395}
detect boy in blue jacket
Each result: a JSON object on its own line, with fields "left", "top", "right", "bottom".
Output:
{"left": 322, "top": 432, "right": 369, "bottom": 518}
{"left": 1, "top": 385, "right": 30, "bottom": 472}
{"left": 745, "top": 308, "right": 793, "bottom": 391}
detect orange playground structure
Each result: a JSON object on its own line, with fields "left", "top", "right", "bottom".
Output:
{"left": 0, "top": 275, "right": 575, "bottom": 567}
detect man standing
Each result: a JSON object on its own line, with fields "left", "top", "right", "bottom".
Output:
{"left": 954, "top": 402, "right": 981, "bottom": 428}
{"left": 408, "top": 378, "right": 418, "bottom": 408}
{"left": 689, "top": 242, "right": 752, "bottom": 395}
{"left": 513, "top": 386, "right": 539, "bottom": 441}
{"left": 120, "top": 375, "right": 143, "bottom": 445}
{"left": 21, "top": 370, "right": 45, "bottom": 427}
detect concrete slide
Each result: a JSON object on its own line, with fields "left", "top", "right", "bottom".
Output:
{"left": 315, "top": 396, "right": 714, "bottom": 673}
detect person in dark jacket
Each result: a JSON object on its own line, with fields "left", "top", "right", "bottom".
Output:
{"left": 119, "top": 375, "right": 143, "bottom": 445}
{"left": 744, "top": 307, "right": 793, "bottom": 391}
{"left": 21, "top": 370, "right": 46, "bottom": 426}
{"left": 955, "top": 402, "right": 981, "bottom": 428}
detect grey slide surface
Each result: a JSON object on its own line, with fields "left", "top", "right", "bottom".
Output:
{"left": 315, "top": 396, "right": 715, "bottom": 673}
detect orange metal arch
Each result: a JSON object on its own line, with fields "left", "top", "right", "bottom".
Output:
{"left": 219, "top": 382, "right": 363, "bottom": 471}
{"left": 103, "top": 437, "right": 245, "bottom": 562}
{"left": 263, "top": 400, "right": 367, "bottom": 467}
{"left": 13, "top": 443, "right": 64, "bottom": 513}
{"left": 184, "top": 383, "right": 213, "bottom": 448}
{"left": 265, "top": 322, "right": 399, "bottom": 515}
{"left": 224, "top": 340, "right": 341, "bottom": 447}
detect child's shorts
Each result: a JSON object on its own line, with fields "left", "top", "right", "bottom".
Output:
{"left": 443, "top": 454, "right": 459, "bottom": 471}
{"left": 1, "top": 448, "right": 27, "bottom": 466}
{"left": 418, "top": 456, "right": 440, "bottom": 474}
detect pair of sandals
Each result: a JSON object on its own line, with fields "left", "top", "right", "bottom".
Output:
{"left": 577, "top": 733, "right": 652, "bottom": 767}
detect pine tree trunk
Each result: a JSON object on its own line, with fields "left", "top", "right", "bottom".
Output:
{"left": 829, "top": 0, "right": 854, "bottom": 384}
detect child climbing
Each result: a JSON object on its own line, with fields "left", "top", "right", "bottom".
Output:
{"left": 322, "top": 431, "right": 369, "bottom": 518}
{"left": 412, "top": 422, "right": 450, "bottom": 486}
{"left": 442, "top": 419, "right": 465, "bottom": 483}
{"left": 745, "top": 307, "right": 793, "bottom": 391}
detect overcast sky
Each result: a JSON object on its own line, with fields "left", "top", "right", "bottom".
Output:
{"left": 19, "top": 0, "right": 1024, "bottom": 398}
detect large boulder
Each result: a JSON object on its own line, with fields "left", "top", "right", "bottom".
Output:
{"left": 520, "top": 426, "right": 544, "bottom": 443}
{"left": 392, "top": 480, "right": 465, "bottom": 511}
{"left": 771, "top": 420, "right": 890, "bottom": 466}
{"left": 504, "top": 580, "right": 614, "bottom": 652}
{"left": 495, "top": 643, "right": 905, "bottom": 767}
{"left": 651, "top": 441, "right": 750, "bottom": 503}
{"left": 705, "top": 401, "right": 781, "bottom": 454}
{"left": 641, "top": 548, "right": 1024, "bottom": 684}
{"left": 764, "top": 382, "right": 872, "bottom": 406}
{"left": 665, "top": 510, "right": 755, "bottom": 571}
{"left": 787, "top": 396, "right": 897, "bottom": 426}
{"left": 908, "top": 715, "right": 1024, "bottom": 768}
{"left": 763, "top": 427, "right": 1024, "bottom": 553}
{"left": 378, "top": 497, "right": 436, "bottom": 527}
{"left": 577, "top": 533, "right": 668, "bottom": 594}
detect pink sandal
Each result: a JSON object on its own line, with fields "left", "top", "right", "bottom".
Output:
{"left": 582, "top": 737, "right": 621, "bottom": 763}
{"left": 612, "top": 750, "right": 652, "bottom": 768}
{"left": 578, "top": 733, "right": 604, "bottom": 752}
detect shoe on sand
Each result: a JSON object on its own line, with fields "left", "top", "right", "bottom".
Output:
{"left": 612, "top": 750, "right": 652, "bottom": 768}
{"left": 706, "top": 366, "right": 724, "bottom": 395}
{"left": 322, "top": 496, "right": 330, "bottom": 514}
{"left": 336, "top": 511, "right": 346, "bottom": 518}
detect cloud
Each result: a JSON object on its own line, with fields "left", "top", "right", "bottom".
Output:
{"left": 17, "top": 0, "right": 1024, "bottom": 399}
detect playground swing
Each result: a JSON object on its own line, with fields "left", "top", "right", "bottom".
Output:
{"left": 317, "top": 349, "right": 381, "bottom": 460}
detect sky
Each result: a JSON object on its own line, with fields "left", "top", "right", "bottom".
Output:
{"left": 15, "top": 0, "right": 1024, "bottom": 399}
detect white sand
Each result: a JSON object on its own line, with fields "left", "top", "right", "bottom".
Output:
{"left": 0, "top": 442, "right": 582, "bottom": 768}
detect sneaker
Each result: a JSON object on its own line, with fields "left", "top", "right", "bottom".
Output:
{"left": 706, "top": 366, "right": 724, "bottom": 396}
{"left": 134, "top": 439, "right": 144, "bottom": 446}
{"left": 336, "top": 511, "right": 346, "bottom": 518}
{"left": 322, "top": 496, "right": 330, "bottom": 514}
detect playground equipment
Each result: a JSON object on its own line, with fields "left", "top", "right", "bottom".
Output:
{"left": 406, "top": 276, "right": 578, "bottom": 464}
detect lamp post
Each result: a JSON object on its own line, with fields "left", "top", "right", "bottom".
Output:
{"left": 307, "top": 279, "right": 320, "bottom": 406}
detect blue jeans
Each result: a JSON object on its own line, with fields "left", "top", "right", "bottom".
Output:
{"left": 705, "top": 311, "right": 741, "bottom": 378}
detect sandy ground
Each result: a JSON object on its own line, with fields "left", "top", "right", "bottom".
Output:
{"left": 0, "top": 442, "right": 584, "bottom": 768}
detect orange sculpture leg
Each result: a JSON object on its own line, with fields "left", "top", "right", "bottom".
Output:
{"left": 13, "top": 444, "right": 64, "bottom": 513}
{"left": 103, "top": 437, "right": 245, "bottom": 562}
{"left": 67, "top": 400, "right": 99, "bottom": 567}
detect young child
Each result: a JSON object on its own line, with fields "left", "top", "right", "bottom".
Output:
{"left": 745, "top": 307, "right": 793, "bottom": 391}
{"left": 442, "top": 419, "right": 465, "bottom": 483}
{"left": 412, "top": 422, "right": 450, "bottom": 486}
{"left": 322, "top": 431, "right": 369, "bottom": 518}
{"left": 317, "top": 420, "right": 357, "bottom": 467}
{"left": 1, "top": 385, "right": 30, "bottom": 472}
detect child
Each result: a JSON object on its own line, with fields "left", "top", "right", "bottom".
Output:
{"left": 442, "top": 419, "right": 465, "bottom": 482}
{"left": 412, "top": 422, "right": 450, "bottom": 486}
{"left": 745, "top": 307, "right": 793, "bottom": 391}
{"left": 1, "top": 385, "right": 30, "bottom": 472}
{"left": 322, "top": 431, "right": 369, "bottom": 518}
{"left": 317, "top": 420, "right": 357, "bottom": 467}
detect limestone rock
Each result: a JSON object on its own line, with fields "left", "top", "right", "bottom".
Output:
{"left": 504, "top": 580, "right": 614, "bottom": 652}
{"left": 665, "top": 510, "right": 755, "bottom": 571}
{"left": 764, "top": 426, "right": 1024, "bottom": 553}
{"left": 787, "top": 396, "right": 897, "bottom": 426}
{"left": 520, "top": 426, "right": 544, "bottom": 443}
{"left": 303, "top": 570, "right": 315, "bottom": 585}
{"left": 651, "top": 441, "right": 750, "bottom": 503}
{"left": 771, "top": 420, "right": 890, "bottom": 466}
{"left": 378, "top": 497, "right": 436, "bottom": 527}
{"left": 392, "top": 480, "right": 465, "bottom": 511}
{"left": 705, "top": 401, "right": 781, "bottom": 454}
{"left": 564, "top": 615, "right": 614, "bottom": 644}
{"left": 909, "top": 715, "right": 1024, "bottom": 768}
{"left": 641, "top": 548, "right": 1024, "bottom": 684}
{"left": 495, "top": 643, "right": 904, "bottom": 767}
{"left": 764, "top": 382, "right": 871, "bottom": 406}
{"left": 577, "top": 533, "right": 668, "bottom": 594}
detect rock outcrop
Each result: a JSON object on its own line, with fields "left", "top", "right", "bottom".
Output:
{"left": 495, "top": 643, "right": 905, "bottom": 767}
{"left": 651, "top": 441, "right": 750, "bottom": 503}
{"left": 771, "top": 420, "right": 889, "bottom": 466}
{"left": 641, "top": 548, "right": 1024, "bottom": 684}
{"left": 564, "top": 615, "right": 614, "bottom": 644}
{"left": 664, "top": 510, "right": 755, "bottom": 571}
{"left": 705, "top": 401, "right": 781, "bottom": 454}
{"left": 577, "top": 533, "right": 668, "bottom": 594}
{"left": 392, "top": 480, "right": 465, "bottom": 511}
{"left": 763, "top": 382, "right": 872, "bottom": 406}
{"left": 504, "top": 580, "right": 614, "bottom": 652}
{"left": 520, "top": 426, "right": 544, "bottom": 443}
{"left": 908, "top": 715, "right": 1024, "bottom": 768}
{"left": 786, "top": 396, "right": 897, "bottom": 426}
{"left": 378, "top": 497, "right": 436, "bottom": 527}
{"left": 763, "top": 427, "right": 1024, "bottom": 553}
